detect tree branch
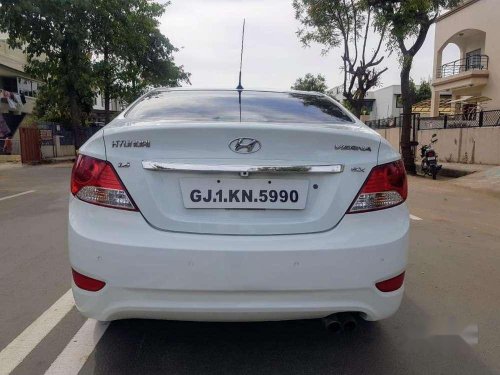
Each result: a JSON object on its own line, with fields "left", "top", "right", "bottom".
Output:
{"left": 407, "top": 19, "right": 432, "bottom": 56}
{"left": 361, "top": 8, "right": 371, "bottom": 65}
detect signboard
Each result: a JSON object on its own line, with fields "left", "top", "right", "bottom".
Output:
{"left": 40, "top": 129, "right": 54, "bottom": 145}
{"left": 40, "top": 129, "right": 53, "bottom": 141}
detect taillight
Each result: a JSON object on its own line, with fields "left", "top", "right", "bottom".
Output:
{"left": 71, "top": 154, "right": 137, "bottom": 210}
{"left": 72, "top": 269, "right": 106, "bottom": 292}
{"left": 348, "top": 160, "right": 407, "bottom": 213}
{"left": 375, "top": 272, "right": 405, "bottom": 292}
{"left": 426, "top": 150, "right": 436, "bottom": 157}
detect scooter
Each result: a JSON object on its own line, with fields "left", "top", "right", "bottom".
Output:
{"left": 420, "top": 134, "right": 442, "bottom": 180}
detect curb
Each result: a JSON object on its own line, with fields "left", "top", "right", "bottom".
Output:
{"left": 416, "top": 164, "right": 487, "bottom": 178}
{"left": 40, "top": 157, "right": 76, "bottom": 164}
{"left": 439, "top": 168, "right": 472, "bottom": 178}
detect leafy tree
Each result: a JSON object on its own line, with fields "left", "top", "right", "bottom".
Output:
{"left": 0, "top": 0, "right": 95, "bottom": 133}
{"left": 413, "top": 79, "right": 432, "bottom": 104}
{"left": 34, "top": 81, "right": 73, "bottom": 124}
{"left": 90, "top": 0, "right": 190, "bottom": 122}
{"left": 0, "top": 0, "right": 189, "bottom": 131}
{"left": 0, "top": 0, "right": 93, "bottom": 134}
{"left": 90, "top": 0, "right": 129, "bottom": 123}
{"left": 291, "top": 73, "right": 328, "bottom": 93}
{"left": 112, "top": 28, "right": 191, "bottom": 105}
{"left": 405, "top": 78, "right": 432, "bottom": 107}
{"left": 294, "top": 0, "right": 388, "bottom": 118}
{"left": 367, "top": 0, "right": 461, "bottom": 173}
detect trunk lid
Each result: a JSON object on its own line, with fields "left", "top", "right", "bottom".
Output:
{"left": 104, "top": 121, "right": 381, "bottom": 235}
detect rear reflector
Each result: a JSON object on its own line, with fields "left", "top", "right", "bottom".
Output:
{"left": 375, "top": 272, "right": 405, "bottom": 292}
{"left": 348, "top": 160, "right": 407, "bottom": 213}
{"left": 72, "top": 269, "right": 106, "bottom": 292}
{"left": 71, "top": 154, "right": 136, "bottom": 210}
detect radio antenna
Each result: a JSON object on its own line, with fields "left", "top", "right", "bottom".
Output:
{"left": 236, "top": 19, "right": 246, "bottom": 90}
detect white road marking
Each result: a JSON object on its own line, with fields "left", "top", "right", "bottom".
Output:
{"left": 44, "top": 319, "right": 110, "bottom": 375}
{"left": 0, "top": 289, "right": 74, "bottom": 375}
{"left": 410, "top": 214, "right": 423, "bottom": 221}
{"left": 0, "top": 190, "right": 36, "bottom": 202}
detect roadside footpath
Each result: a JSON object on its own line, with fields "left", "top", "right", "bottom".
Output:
{"left": 440, "top": 162, "right": 494, "bottom": 178}
{"left": 449, "top": 166, "right": 500, "bottom": 196}
{"left": 0, "top": 162, "right": 21, "bottom": 171}
{"left": 415, "top": 162, "right": 500, "bottom": 196}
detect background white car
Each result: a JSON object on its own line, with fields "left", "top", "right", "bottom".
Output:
{"left": 69, "top": 89, "right": 408, "bottom": 329}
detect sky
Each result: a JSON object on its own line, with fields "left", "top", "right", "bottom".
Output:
{"left": 160, "top": 0, "right": 459, "bottom": 91}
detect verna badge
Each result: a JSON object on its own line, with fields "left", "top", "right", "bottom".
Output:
{"left": 335, "top": 145, "right": 372, "bottom": 152}
{"left": 229, "top": 138, "right": 262, "bottom": 154}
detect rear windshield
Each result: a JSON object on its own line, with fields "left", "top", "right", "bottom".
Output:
{"left": 125, "top": 90, "right": 353, "bottom": 123}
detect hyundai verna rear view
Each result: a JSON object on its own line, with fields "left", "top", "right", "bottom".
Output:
{"left": 69, "top": 89, "right": 409, "bottom": 323}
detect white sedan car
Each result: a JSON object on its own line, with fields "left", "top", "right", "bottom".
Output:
{"left": 69, "top": 89, "right": 408, "bottom": 328}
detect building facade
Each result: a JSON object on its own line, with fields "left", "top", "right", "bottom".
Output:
{"left": 430, "top": 0, "right": 500, "bottom": 116}
{"left": 365, "top": 85, "right": 403, "bottom": 121}
{"left": 328, "top": 84, "right": 394, "bottom": 121}
{"left": 328, "top": 84, "right": 344, "bottom": 102}
{"left": 92, "top": 91, "right": 123, "bottom": 125}
{"left": 0, "top": 32, "right": 122, "bottom": 134}
{"left": 0, "top": 33, "right": 40, "bottom": 133}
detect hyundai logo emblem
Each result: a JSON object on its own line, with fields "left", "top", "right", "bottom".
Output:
{"left": 229, "top": 138, "right": 262, "bottom": 154}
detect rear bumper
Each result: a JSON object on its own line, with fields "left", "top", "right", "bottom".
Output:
{"left": 69, "top": 198, "right": 409, "bottom": 322}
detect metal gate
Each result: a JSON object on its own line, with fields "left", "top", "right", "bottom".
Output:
{"left": 20, "top": 127, "right": 42, "bottom": 164}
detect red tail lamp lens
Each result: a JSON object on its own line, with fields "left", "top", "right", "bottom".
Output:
{"left": 348, "top": 160, "right": 407, "bottom": 213}
{"left": 71, "top": 154, "right": 136, "bottom": 210}
{"left": 72, "top": 269, "right": 106, "bottom": 292}
{"left": 375, "top": 272, "right": 405, "bottom": 292}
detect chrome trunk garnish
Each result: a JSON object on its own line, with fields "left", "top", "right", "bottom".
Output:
{"left": 142, "top": 161, "right": 344, "bottom": 174}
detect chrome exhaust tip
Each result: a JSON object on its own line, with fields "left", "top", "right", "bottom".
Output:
{"left": 322, "top": 314, "right": 342, "bottom": 333}
{"left": 338, "top": 312, "right": 357, "bottom": 332}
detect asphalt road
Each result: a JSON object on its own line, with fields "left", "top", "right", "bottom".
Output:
{"left": 0, "top": 163, "right": 499, "bottom": 375}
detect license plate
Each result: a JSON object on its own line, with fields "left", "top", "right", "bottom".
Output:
{"left": 180, "top": 178, "right": 309, "bottom": 209}
{"left": 427, "top": 157, "right": 436, "bottom": 161}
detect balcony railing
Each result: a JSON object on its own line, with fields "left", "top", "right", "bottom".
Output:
{"left": 437, "top": 55, "right": 489, "bottom": 78}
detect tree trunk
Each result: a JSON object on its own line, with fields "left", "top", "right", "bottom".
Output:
{"left": 352, "top": 105, "right": 361, "bottom": 118}
{"left": 103, "top": 45, "right": 111, "bottom": 124}
{"left": 69, "top": 89, "right": 81, "bottom": 150}
{"left": 346, "top": 98, "right": 363, "bottom": 119}
{"left": 352, "top": 101, "right": 363, "bottom": 119}
{"left": 400, "top": 55, "right": 416, "bottom": 174}
{"left": 354, "top": 91, "right": 369, "bottom": 119}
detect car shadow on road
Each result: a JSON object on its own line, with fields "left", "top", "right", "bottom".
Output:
{"left": 82, "top": 297, "right": 496, "bottom": 375}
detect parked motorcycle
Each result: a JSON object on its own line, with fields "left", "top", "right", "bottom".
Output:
{"left": 420, "top": 134, "right": 442, "bottom": 180}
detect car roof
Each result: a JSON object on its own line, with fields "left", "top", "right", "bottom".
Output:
{"left": 149, "top": 87, "right": 328, "bottom": 97}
